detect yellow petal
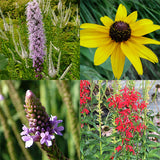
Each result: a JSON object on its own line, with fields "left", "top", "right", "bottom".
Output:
{"left": 130, "top": 19, "right": 160, "bottom": 36}
{"left": 124, "top": 11, "right": 137, "bottom": 24}
{"left": 94, "top": 40, "right": 117, "bottom": 65}
{"left": 121, "top": 42, "right": 143, "bottom": 75}
{"left": 132, "top": 25, "right": 160, "bottom": 36}
{"left": 80, "top": 23, "right": 108, "bottom": 33}
{"left": 130, "top": 19, "right": 153, "bottom": 31}
{"left": 80, "top": 30, "right": 109, "bottom": 40}
{"left": 100, "top": 16, "right": 113, "bottom": 29}
{"left": 131, "top": 36, "right": 160, "bottom": 45}
{"left": 80, "top": 36, "right": 111, "bottom": 48}
{"left": 111, "top": 44, "right": 125, "bottom": 79}
{"left": 131, "top": 19, "right": 153, "bottom": 27}
{"left": 128, "top": 39, "right": 158, "bottom": 63}
{"left": 115, "top": 4, "right": 127, "bottom": 21}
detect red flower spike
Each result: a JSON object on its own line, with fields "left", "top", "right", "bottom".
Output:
{"left": 107, "top": 86, "right": 147, "bottom": 156}
{"left": 80, "top": 80, "right": 91, "bottom": 114}
{"left": 115, "top": 145, "right": 122, "bottom": 152}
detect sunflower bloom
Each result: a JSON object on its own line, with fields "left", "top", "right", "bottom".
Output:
{"left": 80, "top": 4, "right": 160, "bottom": 79}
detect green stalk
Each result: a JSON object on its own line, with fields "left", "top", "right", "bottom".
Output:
{"left": 41, "top": 140, "right": 69, "bottom": 160}
{"left": 98, "top": 80, "right": 102, "bottom": 155}
{"left": 142, "top": 80, "right": 150, "bottom": 160}
{"left": 127, "top": 80, "right": 135, "bottom": 90}
{"left": 0, "top": 86, "right": 32, "bottom": 160}
{"left": 90, "top": 80, "right": 94, "bottom": 110}
{"left": 56, "top": 80, "right": 80, "bottom": 159}
{"left": 4, "top": 80, "right": 27, "bottom": 124}
{"left": 0, "top": 107, "right": 17, "bottom": 160}
{"left": 111, "top": 81, "right": 118, "bottom": 153}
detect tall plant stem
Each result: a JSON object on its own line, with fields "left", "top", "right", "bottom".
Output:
{"left": 4, "top": 80, "right": 27, "bottom": 124}
{"left": 98, "top": 80, "right": 102, "bottom": 155}
{"left": 0, "top": 86, "right": 32, "bottom": 160}
{"left": 112, "top": 80, "right": 119, "bottom": 152}
{"left": 41, "top": 140, "right": 69, "bottom": 160}
{"left": 56, "top": 80, "right": 80, "bottom": 159}
{"left": 142, "top": 80, "right": 150, "bottom": 160}
{"left": 0, "top": 107, "right": 17, "bottom": 160}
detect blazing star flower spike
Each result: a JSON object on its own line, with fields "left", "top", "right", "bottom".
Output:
{"left": 80, "top": 4, "right": 160, "bottom": 79}
{"left": 26, "top": 0, "right": 46, "bottom": 79}
{"left": 21, "top": 90, "right": 64, "bottom": 148}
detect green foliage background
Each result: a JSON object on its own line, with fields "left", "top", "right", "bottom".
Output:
{"left": 0, "top": 0, "right": 79, "bottom": 79}
{"left": 80, "top": 0, "right": 160, "bottom": 80}
{"left": 0, "top": 80, "right": 79, "bottom": 160}
{"left": 80, "top": 80, "right": 160, "bottom": 160}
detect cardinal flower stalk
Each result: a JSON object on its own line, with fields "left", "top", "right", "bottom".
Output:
{"left": 107, "top": 87, "right": 147, "bottom": 156}
{"left": 80, "top": 4, "right": 160, "bottom": 79}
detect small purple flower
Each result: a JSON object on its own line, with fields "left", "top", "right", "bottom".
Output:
{"left": 22, "top": 135, "right": 33, "bottom": 148}
{"left": 0, "top": 94, "right": 4, "bottom": 101}
{"left": 50, "top": 116, "right": 64, "bottom": 136}
{"left": 21, "top": 125, "right": 29, "bottom": 136}
{"left": 26, "top": 0, "right": 46, "bottom": 79}
{"left": 21, "top": 90, "right": 64, "bottom": 148}
{"left": 40, "top": 131, "right": 55, "bottom": 146}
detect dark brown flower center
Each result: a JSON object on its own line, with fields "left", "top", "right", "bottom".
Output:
{"left": 109, "top": 21, "right": 131, "bottom": 42}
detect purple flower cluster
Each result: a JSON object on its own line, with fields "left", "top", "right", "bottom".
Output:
{"left": 26, "top": 0, "right": 46, "bottom": 79}
{"left": 21, "top": 90, "right": 64, "bottom": 148}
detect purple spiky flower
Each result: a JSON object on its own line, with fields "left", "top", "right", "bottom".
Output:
{"left": 21, "top": 90, "right": 64, "bottom": 148}
{"left": 26, "top": 0, "right": 46, "bottom": 79}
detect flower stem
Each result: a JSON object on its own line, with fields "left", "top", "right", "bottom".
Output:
{"left": 41, "top": 140, "right": 69, "bottom": 160}
{"left": 56, "top": 80, "right": 80, "bottom": 159}
{"left": 0, "top": 107, "right": 17, "bottom": 160}
{"left": 0, "top": 86, "right": 32, "bottom": 160}
{"left": 4, "top": 80, "right": 27, "bottom": 124}
{"left": 98, "top": 80, "right": 102, "bottom": 155}
{"left": 142, "top": 80, "right": 150, "bottom": 160}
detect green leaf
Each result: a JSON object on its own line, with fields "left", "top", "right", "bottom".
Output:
{"left": 0, "top": 54, "right": 8, "bottom": 70}
{"left": 81, "top": 131, "right": 101, "bottom": 140}
{"left": 82, "top": 119, "right": 99, "bottom": 130}
{"left": 80, "top": 65, "right": 106, "bottom": 80}
{"left": 147, "top": 140, "right": 160, "bottom": 147}
{"left": 148, "top": 153, "right": 160, "bottom": 159}
{"left": 148, "top": 148, "right": 160, "bottom": 158}
{"left": 147, "top": 120, "right": 154, "bottom": 125}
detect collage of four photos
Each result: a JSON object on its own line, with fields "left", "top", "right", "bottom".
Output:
{"left": 0, "top": 0, "right": 160, "bottom": 159}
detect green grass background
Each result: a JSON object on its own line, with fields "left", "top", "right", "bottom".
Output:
{"left": 0, "top": 0, "right": 79, "bottom": 80}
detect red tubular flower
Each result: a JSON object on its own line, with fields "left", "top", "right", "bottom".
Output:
{"left": 125, "top": 138, "right": 130, "bottom": 141}
{"left": 107, "top": 86, "right": 147, "bottom": 156}
{"left": 80, "top": 80, "right": 91, "bottom": 114}
{"left": 115, "top": 145, "right": 122, "bottom": 152}
{"left": 138, "top": 101, "right": 147, "bottom": 111}
{"left": 125, "top": 129, "right": 133, "bottom": 138}
{"left": 115, "top": 117, "right": 122, "bottom": 125}
{"left": 126, "top": 145, "right": 135, "bottom": 155}
{"left": 81, "top": 108, "right": 90, "bottom": 114}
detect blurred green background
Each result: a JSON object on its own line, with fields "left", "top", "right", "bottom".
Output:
{"left": 80, "top": 0, "right": 160, "bottom": 80}
{"left": 0, "top": 80, "right": 79, "bottom": 160}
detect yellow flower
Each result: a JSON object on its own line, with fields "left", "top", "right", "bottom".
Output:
{"left": 80, "top": 4, "right": 160, "bottom": 79}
